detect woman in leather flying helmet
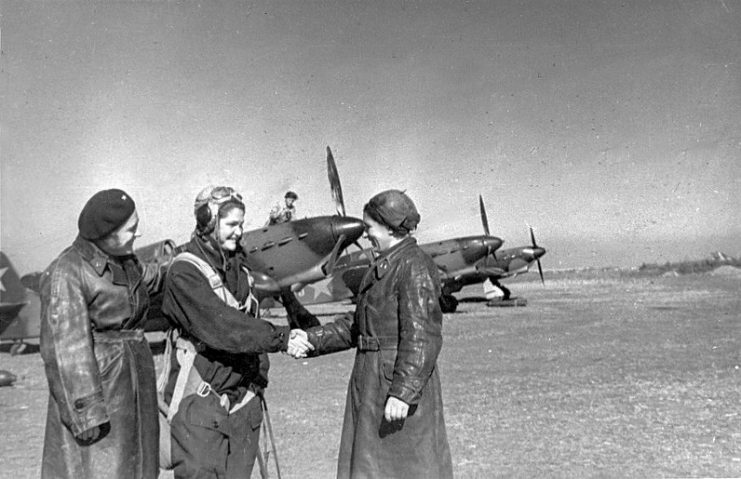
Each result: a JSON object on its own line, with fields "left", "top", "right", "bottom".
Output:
{"left": 159, "top": 185, "right": 312, "bottom": 478}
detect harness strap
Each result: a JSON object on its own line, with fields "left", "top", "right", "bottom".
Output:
{"left": 173, "top": 252, "right": 259, "bottom": 316}
{"left": 156, "top": 329, "right": 176, "bottom": 413}
{"left": 166, "top": 336, "right": 201, "bottom": 421}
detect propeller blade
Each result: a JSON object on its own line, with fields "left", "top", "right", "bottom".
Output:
{"left": 479, "top": 195, "right": 494, "bottom": 266}
{"left": 323, "top": 234, "right": 347, "bottom": 276}
{"left": 528, "top": 225, "right": 544, "bottom": 284}
{"left": 536, "top": 258, "right": 545, "bottom": 284}
{"left": 479, "top": 194, "right": 490, "bottom": 237}
{"left": 327, "top": 146, "right": 346, "bottom": 217}
{"left": 529, "top": 225, "right": 538, "bottom": 248}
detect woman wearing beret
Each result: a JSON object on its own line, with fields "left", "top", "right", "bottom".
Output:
{"left": 283, "top": 189, "right": 453, "bottom": 479}
{"left": 39, "top": 189, "right": 166, "bottom": 479}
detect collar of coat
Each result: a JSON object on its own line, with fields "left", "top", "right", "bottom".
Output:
{"left": 370, "top": 236, "right": 417, "bottom": 281}
{"left": 72, "top": 235, "right": 139, "bottom": 286}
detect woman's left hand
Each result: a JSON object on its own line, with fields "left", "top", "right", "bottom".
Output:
{"left": 384, "top": 396, "right": 410, "bottom": 422}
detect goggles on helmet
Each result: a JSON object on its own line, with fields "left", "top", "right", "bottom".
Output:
{"left": 209, "top": 186, "right": 243, "bottom": 204}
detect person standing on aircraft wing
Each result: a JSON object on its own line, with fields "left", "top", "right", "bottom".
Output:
{"left": 282, "top": 189, "right": 453, "bottom": 479}
{"left": 159, "top": 185, "right": 312, "bottom": 479}
{"left": 39, "top": 189, "right": 168, "bottom": 479}
{"left": 266, "top": 190, "right": 298, "bottom": 225}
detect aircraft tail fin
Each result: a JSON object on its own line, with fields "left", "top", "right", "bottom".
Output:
{"left": 0, "top": 251, "right": 27, "bottom": 306}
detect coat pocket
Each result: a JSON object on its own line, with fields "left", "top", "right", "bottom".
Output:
{"left": 96, "top": 342, "right": 124, "bottom": 381}
{"left": 187, "top": 396, "right": 228, "bottom": 432}
{"left": 380, "top": 349, "right": 397, "bottom": 382}
{"left": 381, "top": 360, "right": 394, "bottom": 382}
{"left": 95, "top": 342, "right": 125, "bottom": 414}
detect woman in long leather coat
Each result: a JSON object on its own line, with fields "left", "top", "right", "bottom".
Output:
{"left": 39, "top": 189, "right": 166, "bottom": 479}
{"left": 285, "top": 189, "right": 452, "bottom": 479}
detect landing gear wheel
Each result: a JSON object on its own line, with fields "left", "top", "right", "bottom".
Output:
{"left": 439, "top": 294, "right": 459, "bottom": 314}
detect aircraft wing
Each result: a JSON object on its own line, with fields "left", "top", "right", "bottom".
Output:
{"left": 0, "top": 302, "right": 26, "bottom": 318}
{"left": 295, "top": 258, "right": 368, "bottom": 306}
{"left": 0, "top": 303, "right": 27, "bottom": 336}
{"left": 473, "top": 266, "right": 508, "bottom": 278}
{"left": 294, "top": 274, "right": 355, "bottom": 306}
{"left": 0, "top": 288, "right": 41, "bottom": 342}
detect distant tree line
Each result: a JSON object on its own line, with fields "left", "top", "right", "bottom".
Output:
{"left": 636, "top": 253, "right": 740, "bottom": 276}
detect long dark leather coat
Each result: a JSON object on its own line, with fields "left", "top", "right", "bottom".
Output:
{"left": 307, "top": 237, "right": 453, "bottom": 479}
{"left": 39, "top": 236, "right": 164, "bottom": 479}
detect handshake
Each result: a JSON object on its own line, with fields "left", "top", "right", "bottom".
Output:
{"left": 286, "top": 329, "right": 314, "bottom": 358}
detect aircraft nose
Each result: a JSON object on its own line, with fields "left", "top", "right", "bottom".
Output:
{"left": 483, "top": 236, "right": 503, "bottom": 253}
{"left": 523, "top": 247, "right": 546, "bottom": 259}
{"left": 462, "top": 235, "right": 503, "bottom": 263}
{"left": 331, "top": 216, "right": 365, "bottom": 245}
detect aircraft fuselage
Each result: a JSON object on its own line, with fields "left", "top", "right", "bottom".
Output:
{"left": 297, "top": 234, "right": 503, "bottom": 304}
{"left": 241, "top": 215, "right": 364, "bottom": 292}
{"left": 442, "top": 245, "right": 547, "bottom": 294}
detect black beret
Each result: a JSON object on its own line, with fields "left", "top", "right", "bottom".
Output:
{"left": 285, "top": 190, "right": 298, "bottom": 200}
{"left": 78, "top": 189, "right": 136, "bottom": 240}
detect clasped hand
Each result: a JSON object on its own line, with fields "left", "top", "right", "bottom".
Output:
{"left": 286, "top": 329, "right": 314, "bottom": 358}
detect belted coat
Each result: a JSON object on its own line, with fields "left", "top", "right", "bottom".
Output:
{"left": 39, "top": 236, "right": 165, "bottom": 479}
{"left": 305, "top": 237, "right": 453, "bottom": 479}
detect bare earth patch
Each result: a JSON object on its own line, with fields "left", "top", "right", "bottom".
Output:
{"left": 1, "top": 274, "right": 740, "bottom": 478}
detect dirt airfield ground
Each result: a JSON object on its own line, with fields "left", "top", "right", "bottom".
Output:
{"left": 1, "top": 270, "right": 740, "bottom": 478}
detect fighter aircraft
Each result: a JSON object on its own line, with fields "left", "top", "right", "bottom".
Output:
{"left": 294, "top": 226, "right": 505, "bottom": 313}
{"left": 0, "top": 251, "right": 42, "bottom": 355}
{"left": 447, "top": 195, "right": 547, "bottom": 305}
{"left": 294, "top": 195, "right": 547, "bottom": 312}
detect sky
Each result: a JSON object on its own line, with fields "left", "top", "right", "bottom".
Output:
{"left": 1, "top": 0, "right": 740, "bottom": 275}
